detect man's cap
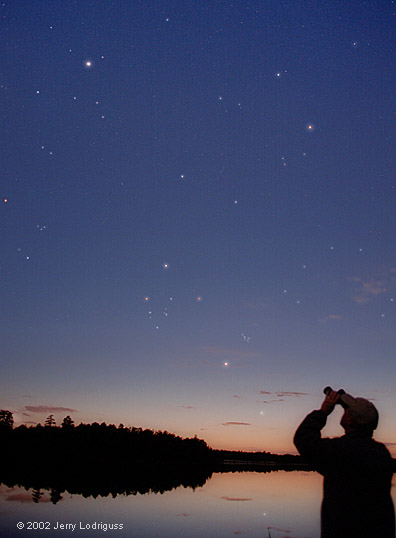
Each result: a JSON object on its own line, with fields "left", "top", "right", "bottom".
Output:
{"left": 340, "top": 393, "right": 379, "bottom": 429}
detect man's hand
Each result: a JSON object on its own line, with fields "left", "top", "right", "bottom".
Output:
{"left": 320, "top": 390, "right": 340, "bottom": 416}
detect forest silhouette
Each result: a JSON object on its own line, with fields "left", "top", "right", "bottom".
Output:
{"left": 0, "top": 410, "right": 329, "bottom": 504}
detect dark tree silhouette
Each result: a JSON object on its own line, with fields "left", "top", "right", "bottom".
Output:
{"left": 50, "top": 488, "right": 63, "bottom": 504}
{"left": 0, "top": 415, "right": 320, "bottom": 507}
{"left": 44, "top": 414, "right": 56, "bottom": 427}
{"left": 61, "top": 415, "right": 74, "bottom": 428}
{"left": 32, "top": 488, "right": 42, "bottom": 503}
{"left": 0, "top": 410, "right": 14, "bottom": 430}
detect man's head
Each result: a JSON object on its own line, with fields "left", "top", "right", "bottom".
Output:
{"left": 340, "top": 394, "right": 379, "bottom": 434}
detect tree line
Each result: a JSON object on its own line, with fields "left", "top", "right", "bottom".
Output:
{"left": 0, "top": 409, "right": 311, "bottom": 468}
{"left": 0, "top": 410, "right": 213, "bottom": 468}
{"left": 0, "top": 409, "right": 308, "bottom": 505}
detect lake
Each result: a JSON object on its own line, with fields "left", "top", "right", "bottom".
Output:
{"left": 1, "top": 470, "right": 396, "bottom": 538}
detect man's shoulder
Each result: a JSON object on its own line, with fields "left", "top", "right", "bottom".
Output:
{"left": 335, "top": 433, "right": 393, "bottom": 460}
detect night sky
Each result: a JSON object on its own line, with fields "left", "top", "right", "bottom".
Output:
{"left": 2, "top": 1, "right": 396, "bottom": 453}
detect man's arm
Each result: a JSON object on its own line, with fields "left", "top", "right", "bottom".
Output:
{"left": 293, "top": 391, "right": 340, "bottom": 471}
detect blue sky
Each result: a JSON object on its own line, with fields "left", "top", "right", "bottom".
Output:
{"left": 2, "top": 0, "right": 396, "bottom": 453}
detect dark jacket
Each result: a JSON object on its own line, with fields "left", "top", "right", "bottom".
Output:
{"left": 294, "top": 410, "right": 395, "bottom": 538}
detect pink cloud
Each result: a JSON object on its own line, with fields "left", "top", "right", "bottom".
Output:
{"left": 352, "top": 279, "right": 387, "bottom": 304}
{"left": 222, "top": 421, "right": 251, "bottom": 426}
{"left": 259, "top": 390, "right": 309, "bottom": 405}
{"left": 275, "top": 391, "right": 309, "bottom": 397}
{"left": 25, "top": 405, "right": 77, "bottom": 414}
{"left": 222, "top": 496, "right": 252, "bottom": 502}
{"left": 259, "top": 390, "right": 309, "bottom": 398}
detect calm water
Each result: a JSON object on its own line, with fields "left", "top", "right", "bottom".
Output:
{"left": 1, "top": 471, "right": 396, "bottom": 538}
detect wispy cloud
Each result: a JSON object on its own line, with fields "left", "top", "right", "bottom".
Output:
{"left": 259, "top": 390, "right": 309, "bottom": 404}
{"left": 222, "top": 496, "right": 252, "bottom": 502}
{"left": 260, "top": 391, "right": 309, "bottom": 398}
{"left": 325, "top": 314, "right": 343, "bottom": 320}
{"left": 179, "top": 405, "right": 195, "bottom": 409}
{"left": 275, "top": 391, "right": 309, "bottom": 397}
{"left": 221, "top": 421, "right": 251, "bottom": 426}
{"left": 352, "top": 279, "right": 387, "bottom": 304}
{"left": 24, "top": 405, "right": 77, "bottom": 414}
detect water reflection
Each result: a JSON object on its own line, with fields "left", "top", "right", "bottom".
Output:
{"left": 0, "top": 464, "right": 213, "bottom": 503}
{"left": 1, "top": 472, "right": 396, "bottom": 538}
{"left": 0, "top": 471, "right": 321, "bottom": 538}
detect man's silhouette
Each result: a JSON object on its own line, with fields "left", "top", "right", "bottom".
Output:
{"left": 294, "top": 389, "right": 395, "bottom": 538}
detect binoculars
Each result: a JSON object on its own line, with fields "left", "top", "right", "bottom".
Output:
{"left": 323, "top": 386, "right": 348, "bottom": 409}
